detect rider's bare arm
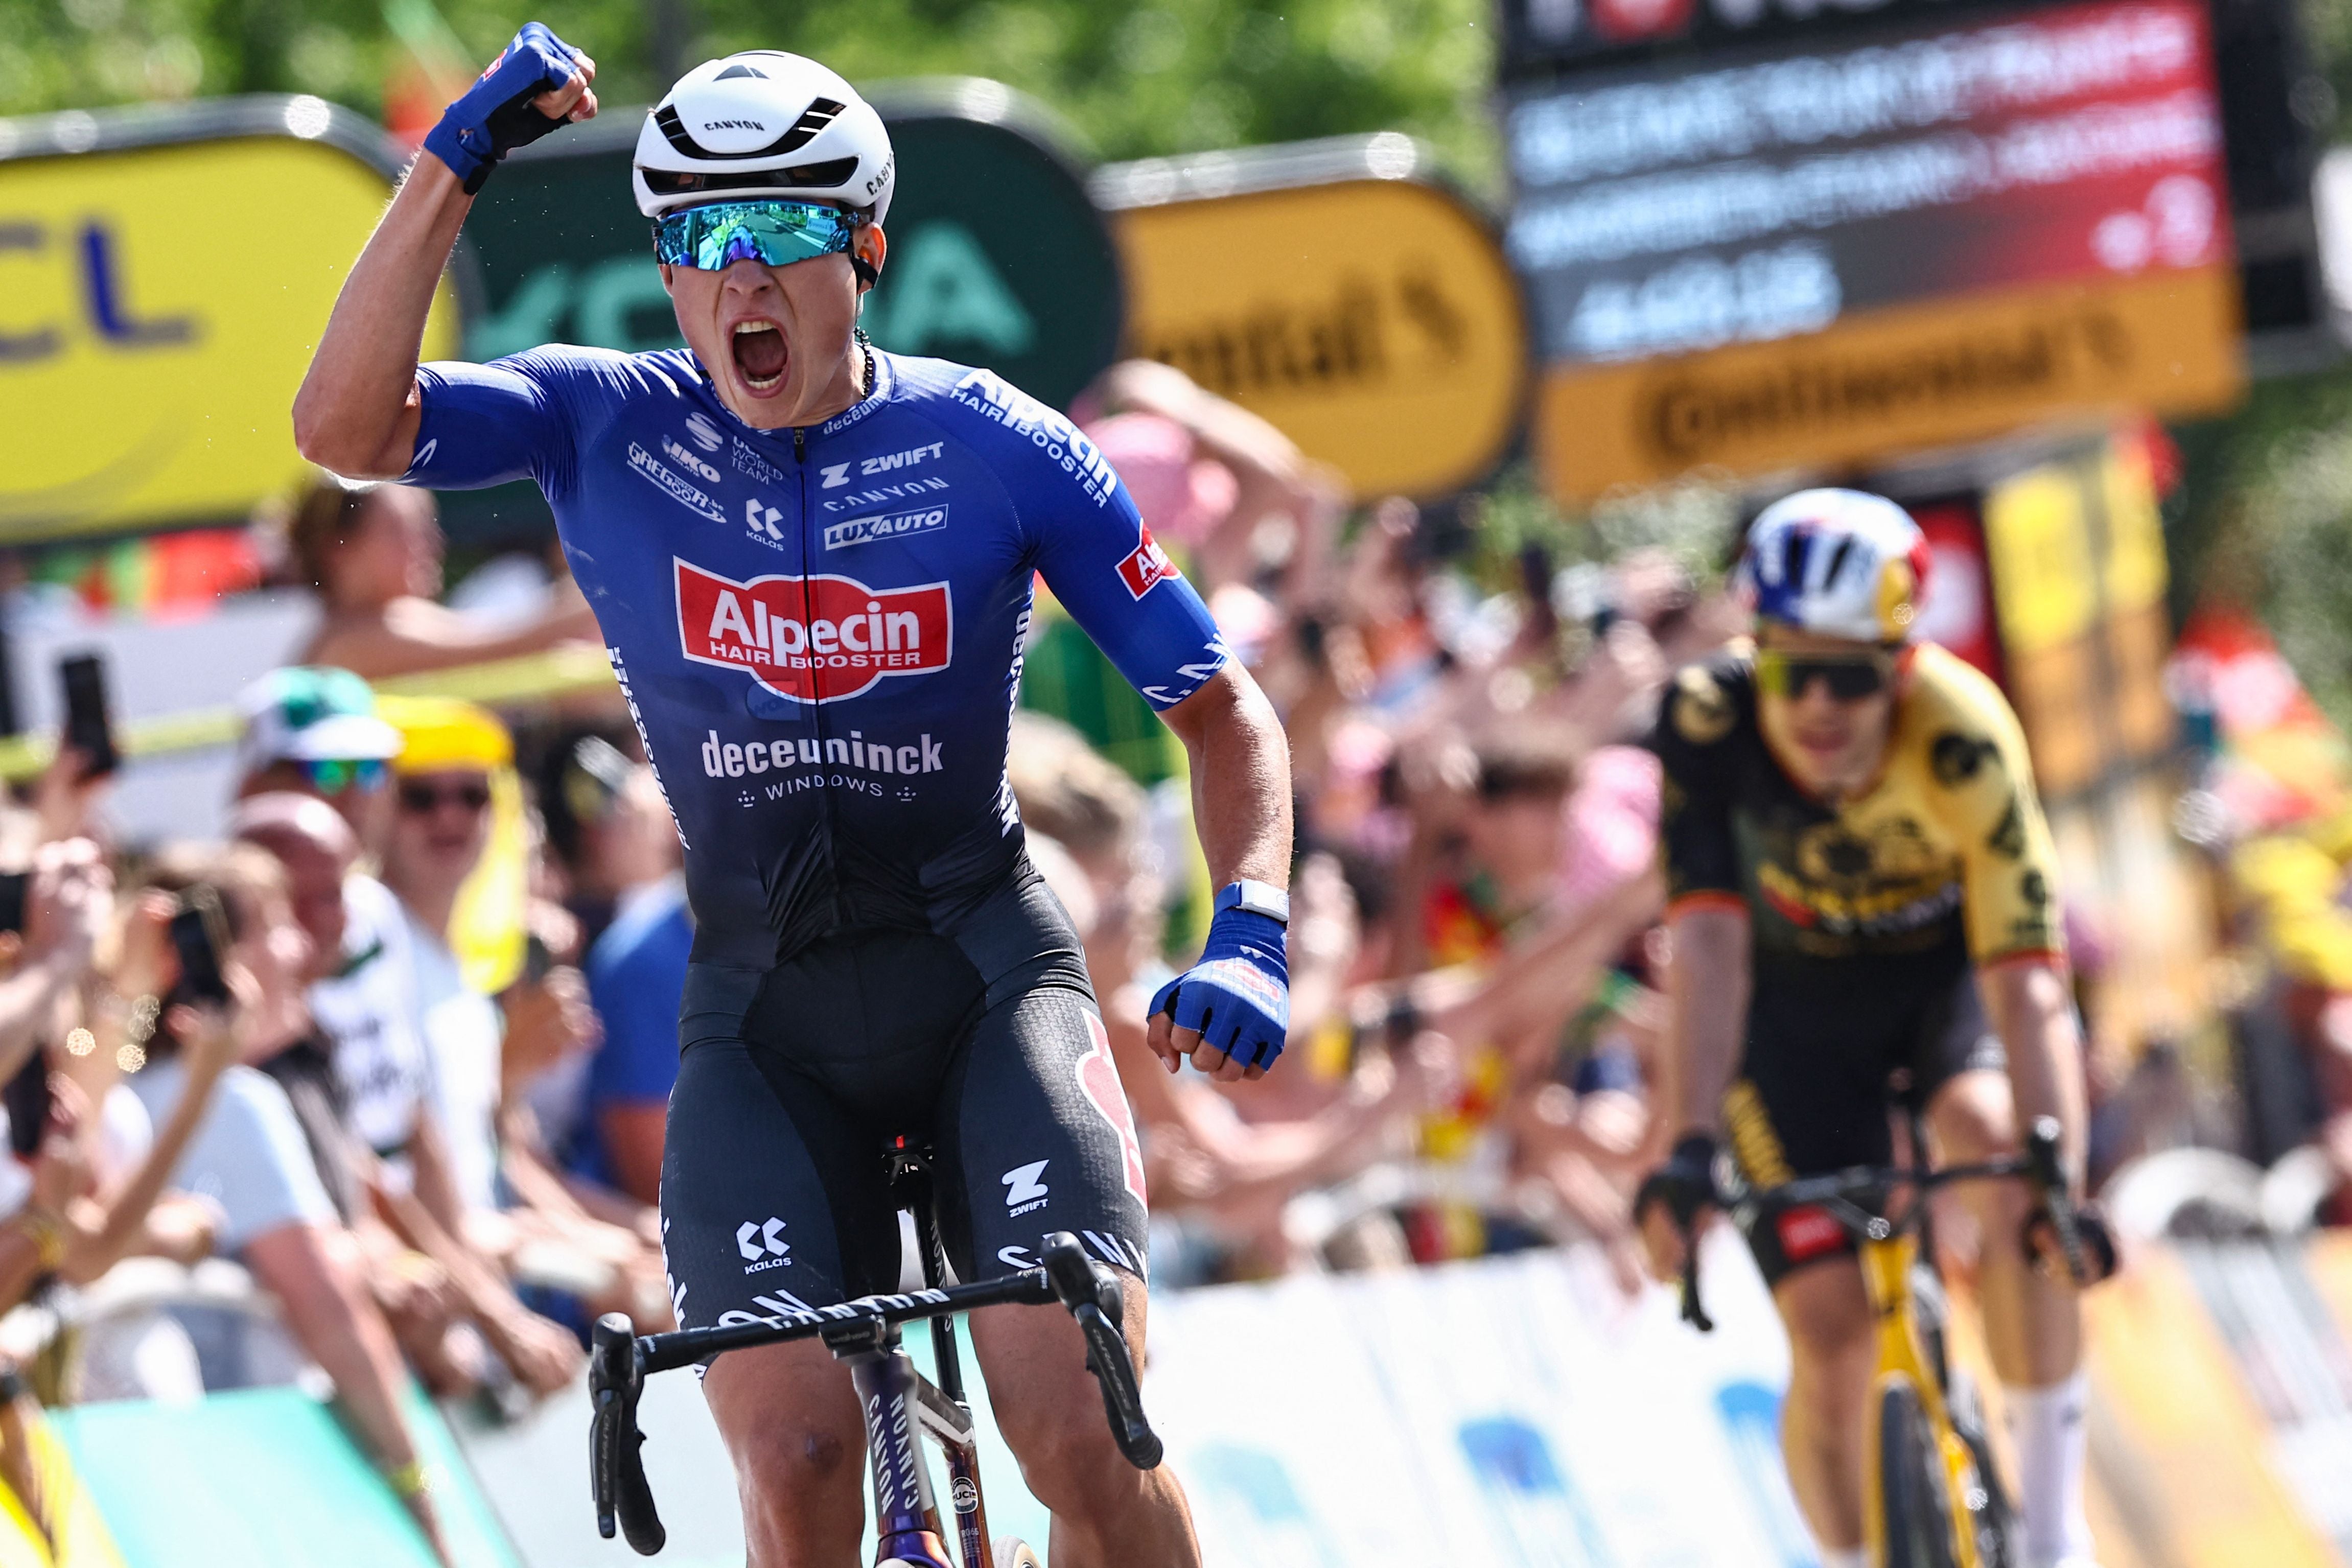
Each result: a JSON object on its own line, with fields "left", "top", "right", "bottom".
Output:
{"left": 292, "top": 62, "right": 595, "bottom": 478}
{"left": 1158, "top": 665, "right": 1291, "bottom": 888}
{"left": 1980, "top": 956, "right": 2090, "bottom": 1186}
{"left": 1664, "top": 902, "right": 1750, "bottom": 1137}
{"left": 1151, "top": 665, "right": 1294, "bottom": 1081}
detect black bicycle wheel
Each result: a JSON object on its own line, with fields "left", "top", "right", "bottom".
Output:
{"left": 1879, "top": 1381, "right": 1962, "bottom": 1568}
{"left": 1949, "top": 1376, "right": 2020, "bottom": 1568}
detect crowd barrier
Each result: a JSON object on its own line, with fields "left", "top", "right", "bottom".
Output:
{"left": 11, "top": 1232, "right": 2352, "bottom": 1566}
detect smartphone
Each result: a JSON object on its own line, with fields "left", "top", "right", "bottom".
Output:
{"left": 0, "top": 873, "right": 28, "bottom": 939}
{"left": 168, "top": 887, "right": 232, "bottom": 1007}
{"left": 2, "top": 1055, "right": 48, "bottom": 1161}
{"left": 58, "top": 653, "right": 119, "bottom": 780}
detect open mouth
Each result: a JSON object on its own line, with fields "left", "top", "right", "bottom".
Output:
{"left": 731, "top": 319, "right": 787, "bottom": 392}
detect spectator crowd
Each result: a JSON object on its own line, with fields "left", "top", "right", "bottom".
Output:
{"left": 0, "top": 359, "right": 2316, "bottom": 1556}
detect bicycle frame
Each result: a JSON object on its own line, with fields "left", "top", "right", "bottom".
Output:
{"left": 827, "top": 1315, "right": 984, "bottom": 1568}
{"left": 590, "top": 1145, "right": 1162, "bottom": 1566}
{"left": 1855, "top": 1227, "right": 1987, "bottom": 1568}
{"left": 1676, "top": 1116, "right": 2082, "bottom": 1568}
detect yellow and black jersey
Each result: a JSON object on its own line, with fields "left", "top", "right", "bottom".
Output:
{"left": 1646, "top": 641, "right": 2063, "bottom": 968}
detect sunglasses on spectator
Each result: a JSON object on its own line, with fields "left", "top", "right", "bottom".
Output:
{"left": 302, "top": 757, "right": 387, "bottom": 795}
{"left": 397, "top": 779, "right": 493, "bottom": 815}
{"left": 1755, "top": 649, "right": 1896, "bottom": 701}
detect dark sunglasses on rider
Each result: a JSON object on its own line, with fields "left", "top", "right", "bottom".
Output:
{"left": 397, "top": 778, "right": 493, "bottom": 816}
{"left": 1755, "top": 649, "right": 1896, "bottom": 701}
{"left": 301, "top": 757, "right": 387, "bottom": 796}
{"left": 652, "top": 199, "right": 859, "bottom": 271}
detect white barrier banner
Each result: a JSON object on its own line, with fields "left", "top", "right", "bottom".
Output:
{"left": 1142, "top": 1233, "right": 1819, "bottom": 1566}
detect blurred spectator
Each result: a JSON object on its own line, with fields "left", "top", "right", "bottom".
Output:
{"left": 1075, "top": 358, "right": 1345, "bottom": 603}
{"left": 231, "top": 732, "right": 578, "bottom": 1395}
{"left": 377, "top": 699, "right": 509, "bottom": 1215}
{"left": 546, "top": 742, "right": 687, "bottom": 1208}
{"left": 1021, "top": 361, "right": 1345, "bottom": 786}
{"left": 287, "top": 477, "right": 597, "bottom": 680}
{"left": 130, "top": 845, "right": 453, "bottom": 1563}
{"left": 1008, "top": 715, "right": 1440, "bottom": 1280}
{"left": 534, "top": 732, "right": 642, "bottom": 950}
{"left": 233, "top": 672, "right": 440, "bottom": 1205}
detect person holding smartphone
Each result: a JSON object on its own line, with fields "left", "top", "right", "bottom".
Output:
{"left": 124, "top": 846, "right": 453, "bottom": 1565}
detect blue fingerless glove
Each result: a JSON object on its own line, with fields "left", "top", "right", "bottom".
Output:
{"left": 423, "top": 21, "right": 584, "bottom": 194}
{"left": 1149, "top": 908, "right": 1290, "bottom": 1072}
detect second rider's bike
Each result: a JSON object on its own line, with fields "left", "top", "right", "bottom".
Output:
{"left": 1679, "top": 1116, "right": 2093, "bottom": 1568}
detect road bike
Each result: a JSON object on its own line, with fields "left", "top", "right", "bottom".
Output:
{"left": 588, "top": 1140, "right": 1161, "bottom": 1568}
{"left": 1679, "top": 1116, "right": 2093, "bottom": 1568}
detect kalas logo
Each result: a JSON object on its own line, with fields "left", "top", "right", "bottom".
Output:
{"left": 1117, "top": 524, "right": 1180, "bottom": 600}
{"left": 675, "top": 558, "right": 951, "bottom": 703}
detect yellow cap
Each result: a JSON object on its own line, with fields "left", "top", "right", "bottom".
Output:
{"left": 376, "top": 695, "right": 513, "bottom": 775}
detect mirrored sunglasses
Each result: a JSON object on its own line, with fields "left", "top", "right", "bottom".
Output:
{"left": 653, "top": 199, "right": 858, "bottom": 271}
{"left": 301, "top": 757, "right": 387, "bottom": 795}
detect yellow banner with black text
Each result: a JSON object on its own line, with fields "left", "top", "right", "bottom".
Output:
{"left": 1536, "top": 267, "right": 2243, "bottom": 501}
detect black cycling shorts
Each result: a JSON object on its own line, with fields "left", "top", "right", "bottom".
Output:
{"left": 1721, "top": 952, "right": 2005, "bottom": 1287}
{"left": 658, "top": 868, "right": 1150, "bottom": 1333}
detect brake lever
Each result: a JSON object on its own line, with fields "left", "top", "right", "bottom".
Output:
{"left": 1041, "top": 1233, "right": 1164, "bottom": 1470}
{"left": 2021, "top": 1116, "right": 2089, "bottom": 1285}
{"left": 591, "top": 1313, "right": 666, "bottom": 1555}
{"left": 1678, "top": 1232, "right": 1715, "bottom": 1333}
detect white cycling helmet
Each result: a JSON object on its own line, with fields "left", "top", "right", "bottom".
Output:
{"left": 632, "top": 52, "right": 895, "bottom": 224}
{"left": 1736, "top": 488, "right": 1930, "bottom": 644}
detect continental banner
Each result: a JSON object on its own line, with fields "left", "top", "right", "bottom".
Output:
{"left": 1538, "top": 265, "right": 2242, "bottom": 498}
{"left": 0, "top": 99, "right": 462, "bottom": 543}
{"left": 1100, "top": 139, "right": 1527, "bottom": 501}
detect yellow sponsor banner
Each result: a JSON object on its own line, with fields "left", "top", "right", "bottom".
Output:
{"left": 1110, "top": 170, "right": 1526, "bottom": 500}
{"left": 0, "top": 114, "right": 460, "bottom": 542}
{"left": 1535, "top": 266, "right": 2244, "bottom": 501}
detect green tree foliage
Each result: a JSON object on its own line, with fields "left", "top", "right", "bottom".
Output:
{"left": 0, "top": 0, "right": 1500, "bottom": 182}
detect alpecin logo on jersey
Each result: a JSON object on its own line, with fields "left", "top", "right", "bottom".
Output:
{"left": 1117, "top": 524, "right": 1180, "bottom": 599}
{"left": 675, "top": 558, "right": 952, "bottom": 703}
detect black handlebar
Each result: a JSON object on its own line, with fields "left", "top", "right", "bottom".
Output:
{"left": 590, "top": 1315, "right": 664, "bottom": 1554}
{"left": 1674, "top": 1115, "right": 2086, "bottom": 1335}
{"left": 1042, "top": 1233, "right": 1165, "bottom": 1470}
{"left": 589, "top": 1230, "right": 1161, "bottom": 1554}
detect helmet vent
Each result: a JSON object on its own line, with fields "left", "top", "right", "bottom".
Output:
{"left": 655, "top": 97, "right": 851, "bottom": 161}
{"left": 780, "top": 99, "right": 846, "bottom": 150}
{"left": 1823, "top": 534, "right": 1857, "bottom": 587}
{"left": 714, "top": 62, "right": 768, "bottom": 80}
{"left": 639, "top": 158, "right": 861, "bottom": 198}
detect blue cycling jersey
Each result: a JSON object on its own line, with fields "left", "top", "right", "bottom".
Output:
{"left": 405, "top": 346, "right": 1229, "bottom": 968}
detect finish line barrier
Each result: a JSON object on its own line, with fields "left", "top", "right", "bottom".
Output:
{"left": 21, "top": 1232, "right": 2352, "bottom": 1566}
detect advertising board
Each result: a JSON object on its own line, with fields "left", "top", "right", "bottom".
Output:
{"left": 1098, "top": 135, "right": 1527, "bottom": 501}
{"left": 0, "top": 98, "right": 462, "bottom": 542}
{"left": 1510, "top": 0, "right": 2246, "bottom": 497}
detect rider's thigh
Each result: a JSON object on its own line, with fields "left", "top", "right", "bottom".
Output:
{"left": 661, "top": 1038, "right": 896, "bottom": 1324}
{"left": 967, "top": 1271, "right": 1152, "bottom": 1510}
{"left": 700, "top": 1335, "right": 868, "bottom": 1559}
{"left": 1925, "top": 1066, "right": 2031, "bottom": 1238}
{"left": 1924, "top": 1066, "right": 2018, "bottom": 1162}
{"left": 936, "top": 975, "right": 1150, "bottom": 1286}
{"left": 1774, "top": 1256, "right": 1876, "bottom": 1379}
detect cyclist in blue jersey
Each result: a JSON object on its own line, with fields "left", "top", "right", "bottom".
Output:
{"left": 295, "top": 28, "right": 1295, "bottom": 1564}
